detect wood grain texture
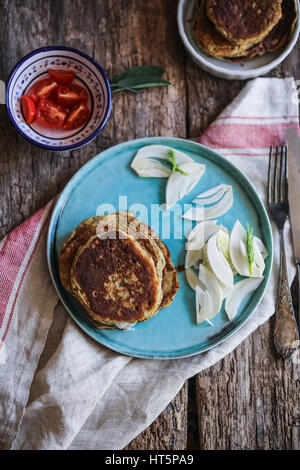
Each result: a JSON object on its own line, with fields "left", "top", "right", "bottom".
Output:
{"left": 196, "top": 319, "right": 300, "bottom": 450}
{"left": 0, "top": 0, "right": 299, "bottom": 450}
{"left": 125, "top": 384, "right": 188, "bottom": 450}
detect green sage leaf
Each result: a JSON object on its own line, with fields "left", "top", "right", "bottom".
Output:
{"left": 110, "top": 65, "right": 171, "bottom": 94}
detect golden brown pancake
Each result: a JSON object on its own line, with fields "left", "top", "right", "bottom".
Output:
{"left": 137, "top": 221, "right": 179, "bottom": 308}
{"left": 192, "top": 0, "right": 255, "bottom": 58}
{"left": 70, "top": 231, "right": 161, "bottom": 328}
{"left": 59, "top": 216, "right": 103, "bottom": 292}
{"left": 206, "top": 0, "right": 282, "bottom": 48}
{"left": 192, "top": 0, "right": 297, "bottom": 63}
{"left": 59, "top": 213, "right": 179, "bottom": 313}
{"left": 263, "top": 0, "right": 298, "bottom": 52}
{"left": 225, "top": 0, "right": 298, "bottom": 61}
{"left": 217, "top": 42, "right": 266, "bottom": 62}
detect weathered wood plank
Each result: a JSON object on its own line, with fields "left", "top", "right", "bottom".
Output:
{"left": 196, "top": 317, "right": 300, "bottom": 450}
{"left": 125, "top": 384, "right": 188, "bottom": 450}
{"left": 0, "top": 0, "right": 188, "bottom": 450}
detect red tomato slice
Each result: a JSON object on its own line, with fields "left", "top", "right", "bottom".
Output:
{"left": 57, "top": 84, "right": 88, "bottom": 107}
{"left": 48, "top": 69, "right": 75, "bottom": 85}
{"left": 21, "top": 95, "right": 36, "bottom": 125}
{"left": 29, "top": 78, "right": 58, "bottom": 103}
{"left": 62, "top": 103, "right": 90, "bottom": 130}
{"left": 36, "top": 99, "right": 67, "bottom": 129}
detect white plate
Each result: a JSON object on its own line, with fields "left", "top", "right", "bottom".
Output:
{"left": 177, "top": 0, "right": 300, "bottom": 80}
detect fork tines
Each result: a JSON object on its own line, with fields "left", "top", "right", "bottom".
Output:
{"left": 268, "top": 145, "right": 288, "bottom": 206}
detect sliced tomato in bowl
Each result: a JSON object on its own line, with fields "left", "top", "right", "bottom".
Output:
{"left": 57, "top": 84, "right": 88, "bottom": 107}
{"left": 29, "top": 78, "right": 58, "bottom": 103}
{"left": 21, "top": 95, "right": 36, "bottom": 125}
{"left": 48, "top": 69, "right": 75, "bottom": 85}
{"left": 63, "top": 103, "right": 90, "bottom": 130}
{"left": 36, "top": 99, "right": 68, "bottom": 129}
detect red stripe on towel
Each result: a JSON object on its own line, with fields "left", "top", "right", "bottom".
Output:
{"left": 0, "top": 208, "right": 45, "bottom": 329}
{"left": 1, "top": 200, "right": 56, "bottom": 342}
{"left": 0, "top": 200, "right": 56, "bottom": 338}
{"left": 198, "top": 122, "right": 299, "bottom": 149}
{"left": 216, "top": 115, "right": 299, "bottom": 121}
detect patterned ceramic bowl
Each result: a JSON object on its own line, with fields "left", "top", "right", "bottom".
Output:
{"left": 6, "top": 46, "right": 112, "bottom": 151}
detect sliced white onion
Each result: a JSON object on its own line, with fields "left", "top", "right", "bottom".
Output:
{"left": 230, "top": 221, "right": 266, "bottom": 277}
{"left": 185, "top": 220, "right": 227, "bottom": 252}
{"left": 225, "top": 277, "right": 264, "bottom": 320}
{"left": 220, "top": 284, "right": 232, "bottom": 300}
{"left": 130, "top": 158, "right": 171, "bottom": 178}
{"left": 204, "top": 317, "right": 214, "bottom": 327}
{"left": 197, "top": 264, "right": 223, "bottom": 323}
{"left": 131, "top": 145, "right": 193, "bottom": 172}
{"left": 239, "top": 238, "right": 265, "bottom": 277}
{"left": 166, "top": 161, "right": 205, "bottom": 209}
{"left": 202, "top": 188, "right": 233, "bottom": 219}
{"left": 182, "top": 206, "right": 205, "bottom": 221}
{"left": 253, "top": 239, "right": 265, "bottom": 277}
{"left": 229, "top": 220, "right": 250, "bottom": 276}
{"left": 194, "top": 184, "right": 231, "bottom": 199}
{"left": 186, "top": 219, "right": 218, "bottom": 240}
{"left": 183, "top": 185, "right": 233, "bottom": 221}
{"left": 131, "top": 145, "right": 194, "bottom": 178}
{"left": 186, "top": 225, "right": 205, "bottom": 251}
{"left": 131, "top": 145, "right": 206, "bottom": 209}
{"left": 186, "top": 220, "right": 227, "bottom": 264}
{"left": 196, "top": 288, "right": 214, "bottom": 325}
{"left": 185, "top": 248, "right": 204, "bottom": 269}
{"left": 254, "top": 236, "right": 269, "bottom": 260}
{"left": 193, "top": 184, "right": 231, "bottom": 205}
{"left": 206, "top": 231, "right": 234, "bottom": 287}
{"left": 115, "top": 321, "right": 137, "bottom": 330}
{"left": 186, "top": 268, "right": 205, "bottom": 291}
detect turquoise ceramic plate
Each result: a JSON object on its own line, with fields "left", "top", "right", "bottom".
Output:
{"left": 47, "top": 137, "right": 273, "bottom": 359}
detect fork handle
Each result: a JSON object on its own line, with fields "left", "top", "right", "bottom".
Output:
{"left": 273, "top": 230, "right": 299, "bottom": 360}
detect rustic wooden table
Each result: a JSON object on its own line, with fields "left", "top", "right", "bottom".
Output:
{"left": 0, "top": 0, "right": 299, "bottom": 450}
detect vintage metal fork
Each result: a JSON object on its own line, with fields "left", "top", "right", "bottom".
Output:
{"left": 268, "top": 145, "right": 299, "bottom": 360}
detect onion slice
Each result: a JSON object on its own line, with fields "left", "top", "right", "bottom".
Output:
{"left": 254, "top": 236, "right": 269, "bottom": 260}
{"left": 131, "top": 145, "right": 193, "bottom": 178}
{"left": 183, "top": 185, "right": 233, "bottom": 220}
{"left": 193, "top": 184, "right": 231, "bottom": 204}
{"left": 206, "top": 231, "right": 234, "bottom": 287}
{"left": 166, "top": 161, "right": 205, "bottom": 209}
{"left": 186, "top": 268, "right": 205, "bottom": 291}
{"left": 197, "top": 264, "right": 223, "bottom": 323}
{"left": 229, "top": 221, "right": 250, "bottom": 276}
{"left": 230, "top": 221, "right": 265, "bottom": 277}
{"left": 131, "top": 145, "right": 206, "bottom": 209}
{"left": 185, "top": 220, "right": 227, "bottom": 250}
{"left": 182, "top": 206, "right": 205, "bottom": 221}
{"left": 196, "top": 287, "right": 214, "bottom": 325}
{"left": 130, "top": 158, "right": 171, "bottom": 178}
{"left": 185, "top": 249, "right": 204, "bottom": 269}
{"left": 225, "top": 277, "right": 264, "bottom": 320}
{"left": 115, "top": 321, "right": 137, "bottom": 330}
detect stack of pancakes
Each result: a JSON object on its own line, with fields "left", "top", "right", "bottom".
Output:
{"left": 59, "top": 212, "right": 179, "bottom": 329}
{"left": 192, "top": 0, "right": 298, "bottom": 62}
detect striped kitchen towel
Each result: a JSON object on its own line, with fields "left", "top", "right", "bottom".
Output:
{"left": 0, "top": 77, "right": 299, "bottom": 450}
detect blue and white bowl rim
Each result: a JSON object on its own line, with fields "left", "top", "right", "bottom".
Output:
{"left": 6, "top": 45, "right": 112, "bottom": 151}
